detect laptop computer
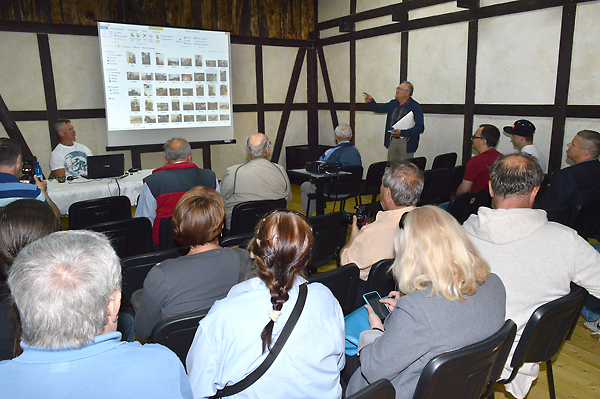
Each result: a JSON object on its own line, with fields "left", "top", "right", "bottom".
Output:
{"left": 83, "top": 154, "right": 125, "bottom": 179}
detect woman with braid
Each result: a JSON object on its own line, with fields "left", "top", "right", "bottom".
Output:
{"left": 186, "top": 210, "right": 345, "bottom": 398}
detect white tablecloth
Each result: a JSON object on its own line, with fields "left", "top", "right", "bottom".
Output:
{"left": 47, "top": 169, "right": 152, "bottom": 215}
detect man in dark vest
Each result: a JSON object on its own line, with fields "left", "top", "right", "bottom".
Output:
{"left": 135, "top": 138, "right": 218, "bottom": 245}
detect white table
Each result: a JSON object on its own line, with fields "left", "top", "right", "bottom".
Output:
{"left": 47, "top": 169, "right": 152, "bottom": 215}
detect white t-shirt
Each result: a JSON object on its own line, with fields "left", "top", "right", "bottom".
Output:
{"left": 521, "top": 144, "right": 546, "bottom": 172}
{"left": 49, "top": 142, "right": 93, "bottom": 177}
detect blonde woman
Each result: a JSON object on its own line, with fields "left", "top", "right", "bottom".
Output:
{"left": 346, "top": 206, "right": 506, "bottom": 399}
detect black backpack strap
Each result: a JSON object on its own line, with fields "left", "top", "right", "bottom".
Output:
{"left": 212, "top": 283, "right": 308, "bottom": 398}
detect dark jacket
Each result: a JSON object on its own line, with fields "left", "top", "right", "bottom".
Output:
{"left": 539, "top": 159, "right": 600, "bottom": 210}
{"left": 367, "top": 97, "right": 425, "bottom": 153}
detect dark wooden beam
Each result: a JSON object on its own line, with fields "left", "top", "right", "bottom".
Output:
{"left": 567, "top": 105, "right": 600, "bottom": 118}
{"left": 0, "top": 93, "right": 33, "bottom": 158}
{"left": 549, "top": 4, "right": 576, "bottom": 173}
{"left": 462, "top": 19, "right": 478, "bottom": 166}
{"left": 271, "top": 48, "right": 306, "bottom": 163}
{"left": 349, "top": 0, "right": 357, "bottom": 143}
{"left": 307, "top": 47, "right": 319, "bottom": 146}
{"left": 255, "top": 45, "right": 265, "bottom": 133}
{"left": 316, "top": 47, "right": 338, "bottom": 129}
{"left": 37, "top": 33, "right": 60, "bottom": 149}
{"left": 201, "top": 143, "right": 212, "bottom": 169}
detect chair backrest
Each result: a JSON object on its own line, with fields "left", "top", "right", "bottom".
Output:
{"left": 86, "top": 217, "right": 153, "bottom": 259}
{"left": 229, "top": 198, "right": 287, "bottom": 236}
{"left": 500, "top": 284, "right": 587, "bottom": 385}
{"left": 364, "top": 258, "right": 395, "bottom": 298}
{"left": 150, "top": 308, "right": 210, "bottom": 367}
{"left": 533, "top": 173, "right": 553, "bottom": 206}
{"left": 219, "top": 233, "right": 254, "bottom": 248}
{"left": 407, "top": 157, "right": 427, "bottom": 171}
{"left": 69, "top": 196, "right": 131, "bottom": 229}
{"left": 159, "top": 216, "right": 179, "bottom": 250}
{"left": 568, "top": 199, "right": 600, "bottom": 239}
{"left": 346, "top": 378, "right": 396, "bottom": 399}
{"left": 447, "top": 190, "right": 486, "bottom": 224}
{"left": 446, "top": 165, "right": 466, "bottom": 201}
{"left": 419, "top": 168, "right": 451, "bottom": 205}
{"left": 432, "top": 152, "right": 457, "bottom": 170}
{"left": 363, "top": 161, "right": 390, "bottom": 193}
{"left": 413, "top": 320, "right": 517, "bottom": 399}
{"left": 545, "top": 205, "right": 572, "bottom": 226}
{"left": 308, "top": 264, "right": 359, "bottom": 316}
{"left": 307, "top": 211, "right": 348, "bottom": 272}
{"left": 120, "top": 247, "right": 183, "bottom": 309}
{"left": 325, "top": 165, "right": 364, "bottom": 198}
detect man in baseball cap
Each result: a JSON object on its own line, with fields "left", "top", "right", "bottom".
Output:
{"left": 504, "top": 119, "right": 546, "bottom": 171}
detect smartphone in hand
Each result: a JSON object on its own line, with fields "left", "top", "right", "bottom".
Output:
{"left": 363, "top": 291, "right": 390, "bottom": 321}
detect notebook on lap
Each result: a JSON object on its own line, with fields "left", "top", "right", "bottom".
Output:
{"left": 83, "top": 154, "right": 125, "bottom": 179}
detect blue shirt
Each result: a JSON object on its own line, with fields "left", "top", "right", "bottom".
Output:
{"left": 0, "top": 172, "right": 45, "bottom": 208}
{"left": 319, "top": 141, "right": 362, "bottom": 167}
{"left": 0, "top": 332, "right": 193, "bottom": 399}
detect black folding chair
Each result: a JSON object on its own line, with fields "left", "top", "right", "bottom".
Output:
{"left": 308, "top": 264, "right": 359, "bottom": 316}
{"left": 307, "top": 166, "right": 364, "bottom": 214}
{"left": 568, "top": 199, "right": 600, "bottom": 240}
{"left": 419, "top": 168, "right": 451, "bottom": 206}
{"left": 414, "top": 320, "right": 517, "bottom": 399}
{"left": 364, "top": 258, "right": 395, "bottom": 298}
{"left": 69, "top": 196, "right": 131, "bottom": 229}
{"left": 159, "top": 216, "right": 179, "bottom": 250}
{"left": 359, "top": 161, "right": 389, "bottom": 204}
{"left": 431, "top": 152, "right": 457, "bottom": 170}
{"left": 493, "top": 284, "right": 588, "bottom": 399}
{"left": 86, "top": 217, "right": 153, "bottom": 259}
{"left": 407, "top": 156, "right": 427, "bottom": 171}
{"left": 150, "top": 308, "right": 210, "bottom": 368}
{"left": 444, "top": 165, "right": 466, "bottom": 202}
{"left": 229, "top": 198, "right": 287, "bottom": 236}
{"left": 447, "top": 190, "right": 486, "bottom": 224}
{"left": 307, "top": 211, "right": 348, "bottom": 273}
{"left": 346, "top": 378, "right": 395, "bottom": 399}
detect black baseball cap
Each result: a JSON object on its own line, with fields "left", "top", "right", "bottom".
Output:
{"left": 504, "top": 119, "right": 535, "bottom": 137}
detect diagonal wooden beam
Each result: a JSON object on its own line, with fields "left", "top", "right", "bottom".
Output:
{"left": 255, "top": 44, "right": 265, "bottom": 133}
{"left": 37, "top": 33, "right": 60, "bottom": 149}
{"left": 0, "top": 93, "right": 33, "bottom": 158}
{"left": 270, "top": 47, "right": 306, "bottom": 163}
{"left": 317, "top": 46, "right": 338, "bottom": 131}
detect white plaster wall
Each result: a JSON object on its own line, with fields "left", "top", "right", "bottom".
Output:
{"left": 569, "top": 1, "right": 600, "bottom": 105}
{"left": 264, "top": 110, "right": 308, "bottom": 170}
{"left": 319, "top": 0, "right": 350, "bottom": 22}
{"left": 356, "top": 33, "right": 401, "bottom": 100}
{"left": 473, "top": 115, "right": 553, "bottom": 173}
{"left": 408, "top": 22, "right": 468, "bottom": 104}
{"left": 476, "top": 8, "right": 562, "bottom": 104}
{"left": 1, "top": 121, "right": 52, "bottom": 176}
{"left": 321, "top": 43, "right": 350, "bottom": 102}
{"left": 49, "top": 34, "right": 105, "bottom": 109}
{"left": 355, "top": 112, "right": 388, "bottom": 174}
{"left": 418, "top": 115, "right": 465, "bottom": 169}
{"left": 0, "top": 32, "right": 46, "bottom": 110}
{"left": 210, "top": 112, "right": 258, "bottom": 178}
{"left": 480, "top": 0, "right": 514, "bottom": 6}
{"left": 409, "top": 2, "right": 461, "bottom": 19}
{"left": 231, "top": 44, "right": 256, "bottom": 104}
{"left": 263, "top": 46, "right": 306, "bottom": 104}
{"left": 563, "top": 118, "right": 600, "bottom": 169}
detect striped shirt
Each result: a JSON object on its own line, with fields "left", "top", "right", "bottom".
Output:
{"left": 0, "top": 173, "right": 45, "bottom": 208}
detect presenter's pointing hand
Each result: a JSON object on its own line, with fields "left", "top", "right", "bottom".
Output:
{"left": 363, "top": 92, "right": 373, "bottom": 103}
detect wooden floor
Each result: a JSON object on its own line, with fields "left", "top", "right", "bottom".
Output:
{"left": 288, "top": 183, "right": 600, "bottom": 399}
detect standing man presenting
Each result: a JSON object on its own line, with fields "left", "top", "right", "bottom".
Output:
{"left": 363, "top": 81, "right": 424, "bottom": 164}
{"left": 49, "top": 119, "right": 93, "bottom": 178}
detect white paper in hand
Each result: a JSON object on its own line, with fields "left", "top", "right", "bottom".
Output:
{"left": 392, "top": 111, "right": 415, "bottom": 130}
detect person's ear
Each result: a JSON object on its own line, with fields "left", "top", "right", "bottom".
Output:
{"left": 488, "top": 181, "right": 494, "bottom": 198}
{"left": 163, "top": 153, "right": 168, "bottom": 164}
{"left": 529, "top": 186, "right": 540, "bottom": 204}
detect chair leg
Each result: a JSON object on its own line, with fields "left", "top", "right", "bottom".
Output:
{"left": 546, "top": 360, "right": 556, "bottom": 399}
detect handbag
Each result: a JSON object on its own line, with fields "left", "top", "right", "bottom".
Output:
{"left": 211, "top": 283, "right": 308, "bottom": 398}
{"left": 344, "top": 305, "right": 370, "bottom": 356}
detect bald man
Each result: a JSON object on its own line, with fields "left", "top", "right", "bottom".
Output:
{"left": 220, "top": 133, "right": 292, "bottom": 229}
{"left": 135, "top": 138, "right": 219, "bottom": 245}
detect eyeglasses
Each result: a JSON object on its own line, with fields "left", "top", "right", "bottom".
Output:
{"left": 396, "top": 87, "right": 410, "bottom": 92}
{"left": 471, "top": 135, "right": 484, "bottom": 140}
{"left": 398, "top": 212, "right": 410, "bottom": 230}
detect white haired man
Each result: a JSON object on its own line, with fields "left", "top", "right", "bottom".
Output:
{"left": 220, "top": 133, "right": 292, "bottom": 229}
{"left": 300, "top": 124, "right": 362, "bottom": 216}
{"left": 0, "top": 230, "right": 192, "bottom": 398}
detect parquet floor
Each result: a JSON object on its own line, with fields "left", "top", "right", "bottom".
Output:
{"left": 288, "top": 183, "right": 600, "bottom": 399}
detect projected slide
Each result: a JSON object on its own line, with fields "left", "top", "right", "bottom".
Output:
{"left": 98, "top": 22, "right": 232, "bottom": 132}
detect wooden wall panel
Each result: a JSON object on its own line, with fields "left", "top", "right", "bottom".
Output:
{"left": 0, "top": 0, "right": 315, "bottom": 40}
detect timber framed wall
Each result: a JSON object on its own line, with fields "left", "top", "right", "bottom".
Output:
{"left": 315, "top": 0, "right": 600, "bottom": 173}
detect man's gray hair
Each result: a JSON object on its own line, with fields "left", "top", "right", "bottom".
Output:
{"left": 402, "top": 81, "right": 414, "bottom": 96}
{"left": 489, "top": 153, "right": 543, "bottom": 198}
{"left": 383, "top": 161, "right": 424, "bottom": 207}
{"left": 53, "top": 119, "right": 71, "bottom": 135}
{"left": 246, "top": 134, "right": 271, "bottom": 157}
{"left": 163, "top": 138, "right": 192, "bottom": 162}
{"left": 8, "top": 230, "right": 121, "bottom": 349}
{"left": 334, "top": 124, "right": 352, "bottom": 141}
{"left": 577, "top": 130, "right": 600, "bottom": 159}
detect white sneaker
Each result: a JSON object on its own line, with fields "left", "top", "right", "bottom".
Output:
{"left": 583, "top": 320, "right": 600, "bottom": 335}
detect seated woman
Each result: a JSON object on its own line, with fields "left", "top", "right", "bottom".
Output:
{"left": 0, "top": 199, "right": 59, "bottom": 360}
{"left": 346, "top": 206, "right": 506, "bottom": 399}
{"left": 134, "top": 187, "right": 252, "bottom": 339}
{"left": 186, "top": 210, "right": 345, "bottom": 398}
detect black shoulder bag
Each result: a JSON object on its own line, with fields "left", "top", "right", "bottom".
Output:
{"left": 210, "top": 283, "right": 308, "bottom": 398}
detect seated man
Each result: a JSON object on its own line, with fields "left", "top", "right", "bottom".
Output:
{"left": 49, "top": 119, "right": 93, "bottom": 178}
{"left": 340, "top": 161, "right": 423, "bottom": 283}
{"left": 220, "top": 133, "right": 292, "bottom": 230}
{"left": 135, "top": 138, "right": 219, "bottom": 246}
{"left": 539, "top": 129, "right": 600, "bottom": 211}
{"left": 0, "top": 230, "right": 193, "bottom": 398}
{"left": 300, "top": 123, "right": 362, "bottom": 216}
{"left": 504, "top": 119, "right": 546, "bottom": 171}
{"left": 0, "top": 138, "right": 59, "bottom": 218}
{"left": 456, "top": 124, "right": 503, "bottom": 195}
{"left": 462, "top": 153, "right": 600, "bottom": 399}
